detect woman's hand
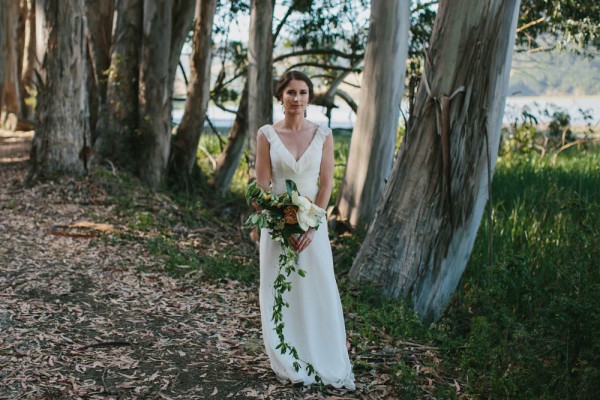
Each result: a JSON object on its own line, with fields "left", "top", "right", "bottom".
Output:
{"left": 289, "top": 228, "right": 315, "bottom": 253}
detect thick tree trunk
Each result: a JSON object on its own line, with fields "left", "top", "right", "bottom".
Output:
{"left": 335, "top": 0, "right": 410, "bottom": 229}
{"left": 168, "top": 0, "right": 216, "bottom": 190}
{"left": 247, "top": 0, "right": 274, "bottom": 178}
{"left": 137, "top": 0, "right": 173, "bottom": 189}
{"left": 83, "top": 0, "right": 114, "bottom": 143}
{"left": 95, "top": 0, "right": 142, "bottom": 168}
{"left": 27, "top": 0, "right": 89, "bottom": 183}
{"left": 1, "top": 0, "right": 23, "bottom": 127}
{"left": 212, "top": 80, "right": 249, "bottom": 192}
{"left": 20, "top": 0, "right": 38, "bottom": 120}
{"left": 349, "top": 0, "right": 521, "bottom": 322}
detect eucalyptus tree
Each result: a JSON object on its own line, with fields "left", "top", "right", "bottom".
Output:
{"left": 135, "top": 0, "right": 176, "bottom": 189}
{"left": 0, "top": 4, "right": 4, "bottom": 113}
{"left": 349, "top": 0, "right": 521, "bottom": 322}
{"left": 0, "top": 0, "right": 22, "bottom": 129}
{"left": 246, "top": 0, "right": 274, "bottom": 179}
{"left": 91, "top": 0, "right": 196, "bottom": 190}
{"left": 95, "top": 0, "right": 143, "bottom": 169}
{"left": 83, "top": 0, "right": 114, "bottom": 142}
{"left": 335, "top": 0, "right": 411, "bottom": 229}
{"left": 27, "top": 0, "right": 89, "bottom": 183}
{"left": 20, "top": 0, "right": 40, "bottom": 121}
{"left": 169, "top": 0, "right": 217, "bottom": 190}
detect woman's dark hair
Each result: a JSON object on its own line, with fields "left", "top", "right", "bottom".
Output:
{"left": 274, "top": 70, "right": 314, "bottom": 102}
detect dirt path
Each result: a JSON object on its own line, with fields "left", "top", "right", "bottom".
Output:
{"left": 0, "top": 130, "right": 394, "bottom": 399}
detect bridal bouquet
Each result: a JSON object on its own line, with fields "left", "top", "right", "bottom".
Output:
{"left": 244, "top": 179, "right": 325, "bottom": 380}
{"left": 245, "top": 179, "right": 326, "bottom": 245}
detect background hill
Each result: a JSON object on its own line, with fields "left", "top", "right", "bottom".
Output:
{"left": 509, "top": 50, "right": 600, "bottom": 96}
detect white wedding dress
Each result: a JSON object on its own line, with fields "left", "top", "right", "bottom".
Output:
{"left": 258, "top": 124, "right": 355, "bottom": 389}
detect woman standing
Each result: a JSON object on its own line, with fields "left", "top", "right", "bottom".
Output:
{"left": 255, "top": 70, "right": 355, "bottom": 389}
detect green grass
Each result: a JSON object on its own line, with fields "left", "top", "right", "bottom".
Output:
{"left": 190, "top": 130, "right": 600, "bottom": 398}
{"left": 436, "top": 146, "right": 600, "bottom": 399}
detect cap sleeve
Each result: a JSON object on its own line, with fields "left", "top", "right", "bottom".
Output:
{"left": 259, "top": 124, "right": 277, "bottom": 144}
{"left": 316, "top": 125, "right": 332, "bottom": 139}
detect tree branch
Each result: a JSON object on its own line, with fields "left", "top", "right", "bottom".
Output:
{"left": 335, "top": 89, "right": 358, "bottom": 114}
{"left": 516, "top": 16, "right": 546, "bottom": 33}
{"left": 342, "top": 80, "right": 360, "bottom": 89}
{"left": 284, "top": 62, "right": 362, "bottom": 73}
{"left": 211, "top": 98, "right": 238, "bottom": 114}
{"left": 413, "top": 0, "right": 439, "bottom": 12}
{"left": 516, "top": 44, "right": 556, "bottom": 54}
{"left": 273, "top": 49, "right": 363, "bottom": 63}
{"left": 273, "top": 4, "right": 295, "bottom": 42}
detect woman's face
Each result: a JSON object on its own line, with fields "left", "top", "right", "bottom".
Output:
{"left": 281, "top": 79, "right": 309, "bottom": 116}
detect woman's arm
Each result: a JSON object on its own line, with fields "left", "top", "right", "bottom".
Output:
{"left": 314, "top": 133, "right": 334, "bottom": 210}
{"left": 255, "top": 130, "right": 272, "bottom": 192}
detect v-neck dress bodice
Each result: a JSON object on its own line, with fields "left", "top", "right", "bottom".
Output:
{"left": 260, "top": 124, "right": 327, "bottom": 201}
{"left": 258, "top": 124, "right": 355, "bottom": 390}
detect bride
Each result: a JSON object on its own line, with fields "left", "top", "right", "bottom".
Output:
{"left": 254, "top": 70, "right": 355, "bottom": 389}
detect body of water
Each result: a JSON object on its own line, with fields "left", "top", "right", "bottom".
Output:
{"left": 172, "top": 96, "right": 600, "bottom": 130}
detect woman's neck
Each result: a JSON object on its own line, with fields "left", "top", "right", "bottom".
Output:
{"left": 282, "top": 115, "right": 306, "bottom": 133}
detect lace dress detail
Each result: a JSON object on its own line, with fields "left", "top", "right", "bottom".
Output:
{"left": 258, "top": 124, "right": 355, "bottom": 389}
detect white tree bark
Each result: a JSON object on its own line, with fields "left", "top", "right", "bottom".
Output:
{"left": 335, "top": 0, "right": 410, "bottom": 229}
{"left": 247, "top": 0, "right": 273, "bottom": 178}
{"left": 349, "top": 0, "right": 521, "bottom": 322}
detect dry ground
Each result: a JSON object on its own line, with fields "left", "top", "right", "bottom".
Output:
{"left": 1, "top": 130, "right": 415, "bottom": 399}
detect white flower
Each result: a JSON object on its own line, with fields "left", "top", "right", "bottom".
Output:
{"left": 291, "top": 191, "right": 311, "bottom": 212}
{"left": 292, "top": 192, "right": 326, "bottom": 231}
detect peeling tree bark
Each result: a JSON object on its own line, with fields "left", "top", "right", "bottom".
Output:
{"left": 335, "top": 0, "right": 410, "bottom": 229}
{"left": 247, "top": 0, "right": 274, "bottom": 179}
{"left": 168, "top": 0, "right": 216, "bottom": 190}
{"left": 349, "top": 0, "right": 521, "bottom": 322}
{"left": 137, "top": 0, "right": 174, "bottom": 189}
{"left": 27, "top": 0, "right": 89, "bottom": 183}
